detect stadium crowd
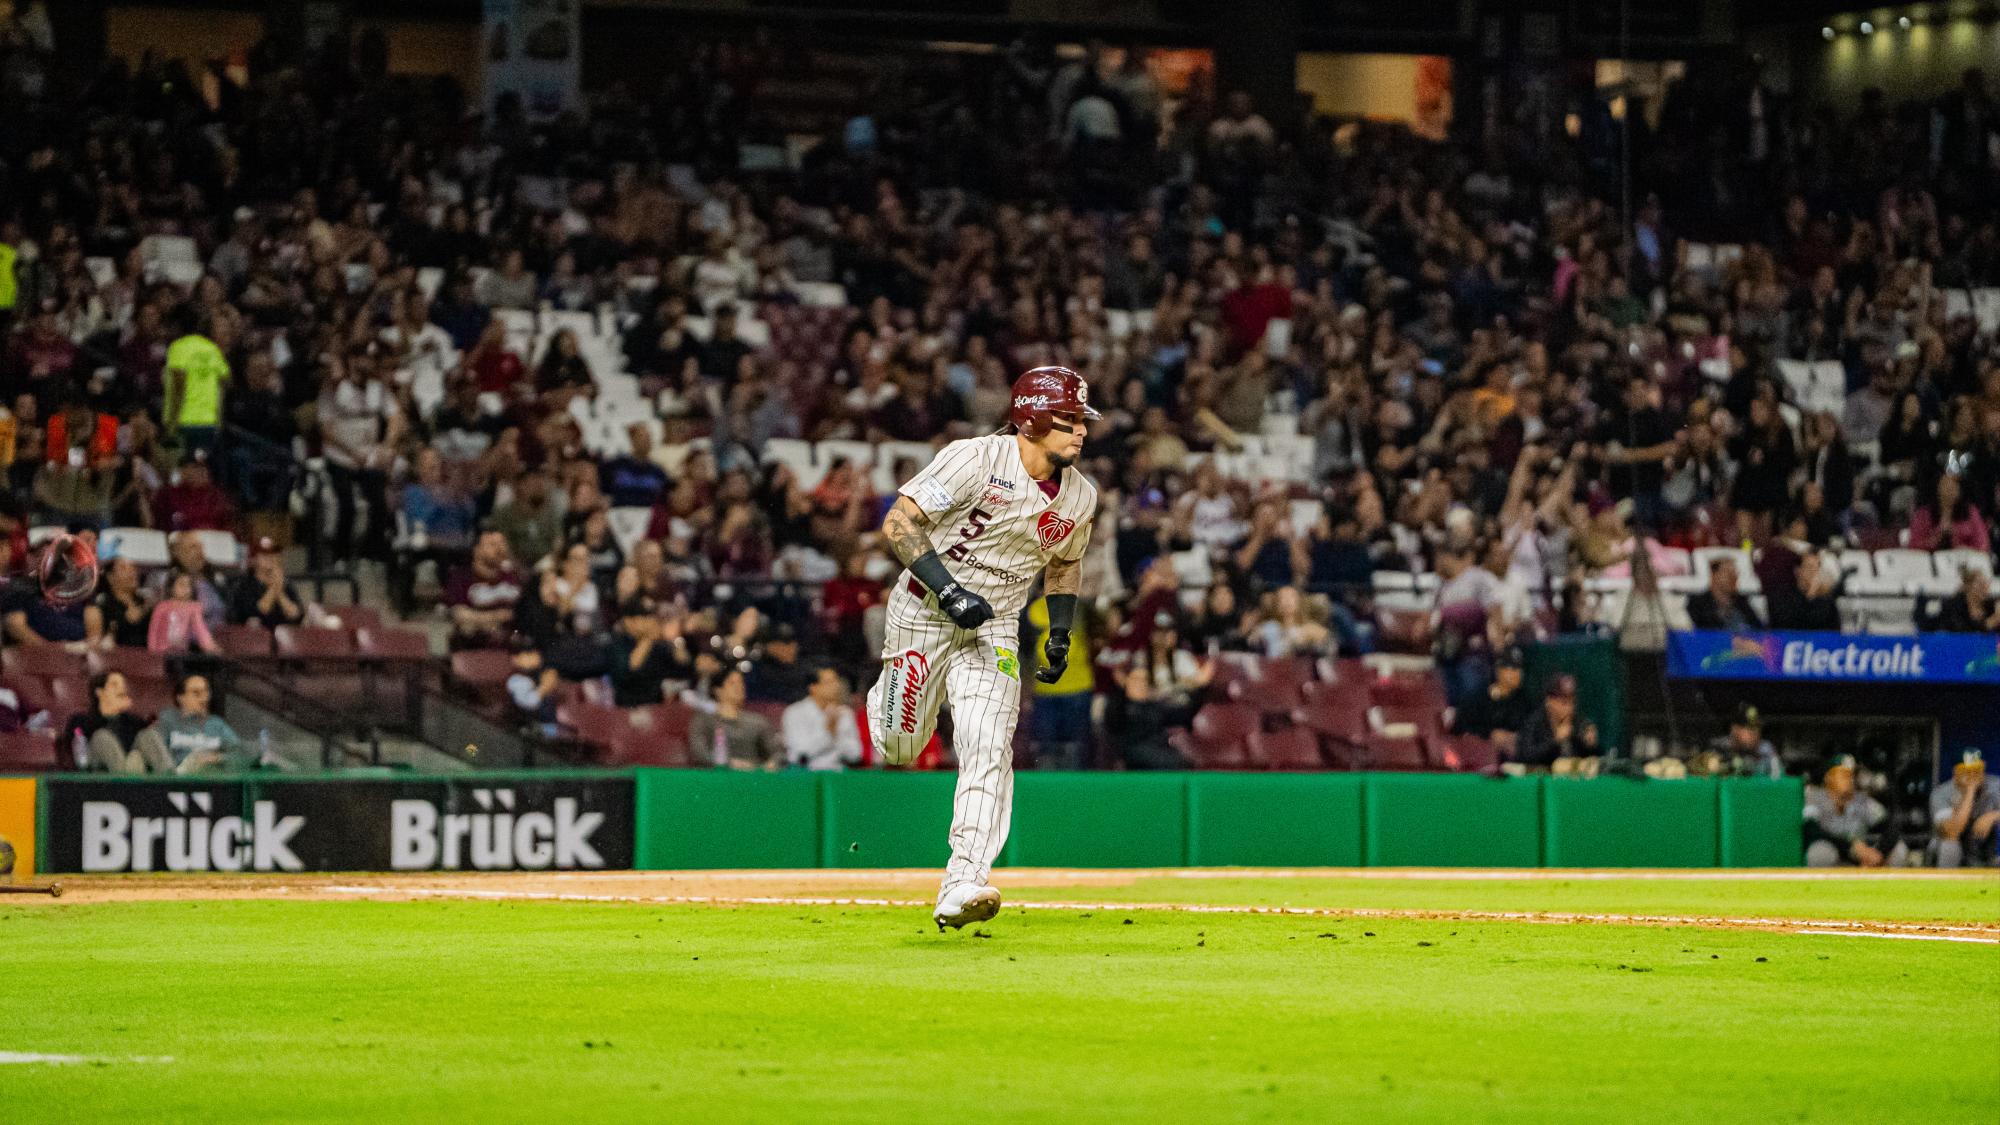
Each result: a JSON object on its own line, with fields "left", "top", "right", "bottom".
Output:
{"left": 0, "top": 14, "right": 1998, "bottom": 849}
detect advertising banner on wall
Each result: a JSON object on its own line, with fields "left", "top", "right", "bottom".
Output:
{"left": 481, "top": 0, "right": 579, "bottom": 120}
{"left": 41, "top": 775, "right": 632, "bottom": 874}
{"left": 0, "top": 777, "right": 36, "bottom": 883}
{"left": 1666, "top": 630, "right": 2000, "bottom": 684}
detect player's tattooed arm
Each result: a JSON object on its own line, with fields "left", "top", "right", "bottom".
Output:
{"left": 1043, "top": 554, "right": 1083, "bottom": 597}
{"left": 881, "top": 496, "right": 936, "bottom": 567}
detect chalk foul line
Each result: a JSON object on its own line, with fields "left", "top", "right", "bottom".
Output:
{"left": 318, "top": 886, "right": 2000, "bottom": 943}
{"left": 0, "top": 1051, "right": 174, "bottom": 1065}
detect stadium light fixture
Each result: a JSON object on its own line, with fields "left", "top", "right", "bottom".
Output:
{"left": 1859, "top": 20, "right": 1874, "bottom": 32}
{"left": 1822, "top": 25, "right": 1836, "bottom": 38}
{"left": 1898, "top": 15, "right": 1912, "bottom": 28}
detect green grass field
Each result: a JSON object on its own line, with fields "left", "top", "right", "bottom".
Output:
{"left": 3, "top": 873, "right": 1996, "bottom": 1123}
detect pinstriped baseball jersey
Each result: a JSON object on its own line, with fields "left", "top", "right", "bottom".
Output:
{"left": 897, "top": 434, "right": 1098, "bottom": 620}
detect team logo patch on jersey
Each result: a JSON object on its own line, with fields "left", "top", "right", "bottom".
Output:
{"left": 887, "top": 649, "right": 931, "bottom": 735}
{"left": 995, "top": 647, "right": 1018, "bottom": 680}
{"left": 1035, "top": 510, "right": 1076, "bottom": 551}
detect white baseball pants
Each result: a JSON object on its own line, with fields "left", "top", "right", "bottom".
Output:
{"left": 866, "top": 580, "right": 1022, "bottom": 903}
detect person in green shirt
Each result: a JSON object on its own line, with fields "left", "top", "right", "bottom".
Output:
{"left": 163, "top": 307, "right": 230, "bottom": 460}
{"left": 1026, "top": 594, "right": 1093, "bottom": 769}
{"left": 136, "top": 674, "right": 250, "bottom": 773}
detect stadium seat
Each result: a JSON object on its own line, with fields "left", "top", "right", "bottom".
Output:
{"left": 1188, "top": 703, "right": 1259, "bottom": 769}
{"left": 99, "top": 528, "right": 171, "bottom": 568}
{"left": 356, "top": 627, "right": 433, "bottom": 661}
{"left": 1363, "top": 733, "right": 1432, "bottom": 771}
{"left": 1872, "top": 549, "right": 1938, "bottom": 594}
{"left": 2, "top": 646, "right": 87, "bottom": 682}
{"left": 1827, "top": 550, "right": 1876, "bottom": 582}
{"left": 324, "top": 605, "right": 383, "bottom": 633}
{"left": 87, "top": 648, "right": 167, "bottom": 682}
{"left": 557, "top": 702, "right": 632, "bottom": 752}
{"left": 1375, "top": 607, "right": 1434, "bottom": 654}
{"left": 275, "top": 626, "right": 357, "bottom": 659}
{"left": 1249, "top": 727, "right": 1325, "bottom": 771}
{"left": 633, "top": 701, "right": 696, "bottom": 742}
{"left": 126, "top": 676, "right": 173, "bottom": 720}
{"left": 608, "top": 727, "right": 690, "bottom": 767}
{"left": 1438, "top": 734, "right": 1499, "bottom": 773}
{"left": 1933, "top": 548, "right": 1994, "bottom": 584}
{"left": 0, "top": 730, "right": 57, "bottom": 771}
{"left": 216, "top": 624, "right": 274, "bottom": 657}
{"left": 195, "top": 530, "right": 244, "bottom": 569}
{"left": 1369, "top": 674, "right": 1447, "bottom": 713}
{"left": 1693, "top": 547, "right": 1757, "bottom": 590}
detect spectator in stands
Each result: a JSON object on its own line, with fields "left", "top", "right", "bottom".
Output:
{"left": 1686, "top": 558, "right": 1764, "bottom": 631}
{"left": 1930, "top": 749, "right": 1999, "bottom": 868}
{"left": 600, "top": 424, "right": 670, "bottom": 510}
{"left": 1804, "top": 756, "right": 1893, "bottom": 868}
{"left": 1186, "top": 582, "right": 1250, "bottom": 653}
{"left": 2, "top": 567, "right": 87, "bottom": 647}
{"left": 1932, "top": 568, "right": 2000, "bottom": 633}
{"left": 1134, "top": 614, "right": 1212, "bottom": 706}
{"left": 1906, "top": 472, "right": 1990, "bottom": 551}
{"left": 540, "top": 541, "right": 605, "bottom": 638}
{"left": 141, "top": 673, "right": 245, "bottom": 773}
{"left": 65, "top": 671, "right": 164, "bottom": 773}
{"left": 150, "top": 532, "right": 227, "bottom": 627}
{"left": 688, "top": 668, "right": 782, "bottom": 770}
{"left": 161, "top": 305, "right": 229, "bottom": 461}
{"left": 1253, "top": 585, "right": 1334, "bottom": 660}
{"left": 465, "top": 321, "right": 526, "bottom": 395}
{"left": 1511, "top": 674, "right": 1599, "bottom": 773}
{"left": 536, "top": 329, "right": 594, "bottom": 394}
{"left": 697, "top": 304, "right": 754, "bottom": 382}
{"left": 476, "top": 249, "right": 538, "bottom": 310}
{"left": 1107, "top": 665, "right": 1196, "bottom": 770}
{"left": 747, "top": 623, "right": 812, "bottom": 703}
{"left": 488, "top": 469, "right": 563, "bottom": 570}
{"left": 86, "top": 555, "right": 153, "bottom": 648}
{"left": 32, "top": 436, "right": 117, "bottom": 530}
{"left": 1596, "top": 377, "right": 1676, "bottom": 531}
{"left": 1453, "top": 646, "right": 1533, "bottom": 753}
{"left": 782, "top": 665, "right": 863, "bottom": 771}
{"left": 400, "top": 448, "right": 478, "bottom": 549}
{"left": 1767, "top": 550, "right": 1841, "bottom": 631}
{"left": 317, "top": 353, "right": 402, "bottom": 562}
{"left": 1028, "top": 594, "right": 1094, "bottom": 768}
{"left": 505, "top": 639, "right": 560, "bottom": 738}
{"left": 148, "top": 571, "right": 220, "bottom": 656}
{"left": 1433, "top": 545, "right": 1504, "bottom": 707}
{"left": 154, "top": 454, "right": 235, "bottom": 533}
{"left": 443, "top": 531, "right": 523, "bottom": 650}
{"left": 225, "top": 539, "right": 305, "bottom": 630}
{"left": 608, "top": 607, "right": 692, "bottom": 707}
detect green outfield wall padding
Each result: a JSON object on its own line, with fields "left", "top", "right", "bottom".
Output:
{"left": 820, "top": 771, "right": 961, "bottom": 869}
{"left": 1005, "top": 773, "right": 1188, "bottom": 868}
{"left": 1186, "top": 774, "right": 1364, "bottom": 867}
{"left": 1718, "top": 777, "right": 1805, "bottom": 867}
{"left": 633, "top": 770, "right": 820, "bottom": 869}
{"left": 1363, "top": 774, "right": 1543, "bottom": 867}
{"left": 1542, "top": 777, "right": 1720, "bottom": 867}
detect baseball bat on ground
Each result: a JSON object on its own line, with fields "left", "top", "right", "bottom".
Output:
{"left": 0, "top": 882, "right": 62, "bottom": 896}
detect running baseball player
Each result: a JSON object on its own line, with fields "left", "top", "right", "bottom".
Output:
{"left": 868, "top": 365, "right": 1100, "bottom": 930}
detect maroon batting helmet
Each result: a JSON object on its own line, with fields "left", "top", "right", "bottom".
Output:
{"left": 1008, "top": 366, "right": 1102, "bottom": 439}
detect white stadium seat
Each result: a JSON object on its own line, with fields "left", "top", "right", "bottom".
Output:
{"left": 99, "top": 528, "right": 171, "bottom": 568}
{"left": 1872, "top": 548, "right": 1937, "bottom": 593}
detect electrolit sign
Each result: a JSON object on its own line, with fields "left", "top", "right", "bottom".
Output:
{"left": 1667, "top": 631, "right": 2000, "bottom": 684}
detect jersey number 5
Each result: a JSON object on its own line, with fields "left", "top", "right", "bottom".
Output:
{"left": 944, "top": 507, "right": 994, "bottom": 562}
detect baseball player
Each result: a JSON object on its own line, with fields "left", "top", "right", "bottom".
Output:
{"left": 868, "top": 366, "right": 1101, "bottom": 930}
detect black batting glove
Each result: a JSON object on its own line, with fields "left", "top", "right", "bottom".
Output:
{"left": 938, "top": 582, "right": 994, "bottom": 630}
{"left": 1036, "top": 628, "right": 1071, "bottom": 684}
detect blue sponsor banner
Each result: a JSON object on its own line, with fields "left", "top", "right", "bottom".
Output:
{"left": 1666, "top": 630, "right": 2000, "bottom": 684}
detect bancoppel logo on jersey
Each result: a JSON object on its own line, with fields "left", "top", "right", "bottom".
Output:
{"left": 390, "top": 789, "right": 605, "bottom": 870}
{"left": 81, "top": 791, "right": 304, "bottom": 872}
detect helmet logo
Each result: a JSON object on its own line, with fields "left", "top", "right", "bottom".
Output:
{"left": 1014, "top": 394, "right": 1052, "bottom": 411}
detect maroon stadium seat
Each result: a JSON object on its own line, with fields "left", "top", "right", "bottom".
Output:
{"left": 1187, "top": 703, "right": 1258, "bottom": 769}
{"left": 1370, "top": 674, "right": 1448, "bottom": 712}
{"left": 216, "top": 623, "right": 274, "bottom": 657}
{"left": 356, "top": 627, "right": 433, "bottom": 661}
{"left": 126, "top": 676, "right": 173, "bottom": 721}
{"left": 1249, "top": 727, "right": 1325, "bottom": 771}
{"left": 1, "top": 646, "right": 86, "bottom": 682}
{"left": 1441, "top": 735, "right": 1499, "bottom": 773}
{"left": 49, "top": 676, "right": 88, "bottom": 716}
{"left": 0, "top": 729, "right": 57, "bottom": 772}
{"left": 556, "top": 702, "right": 632, "bottom": 752}
{"left": 608, "top": 727, "right": 690, "bottom": 768}
{"left": 451, "top": 649, "right": 512, "bottom": 687}
{"left": 325, "top": 605, "right": 383, "bottom": 633}
{"left": 634, "top": 701, "right": 695, "bottom": 742}
{"left": 274, "top": 625, "right": 357, "bottom": 658}
{"left": 1364, "top": 733, "right": 1432, "bottom": 771}
{"left": 1375, "top": 608, "right": 1434, "bottom": 655}
{"left": 88, "top": 647, "right": 167, "bottom": 682}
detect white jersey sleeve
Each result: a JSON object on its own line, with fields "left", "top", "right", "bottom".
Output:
{"left": 898, "top": 439, "right": 985, "bottom": 518}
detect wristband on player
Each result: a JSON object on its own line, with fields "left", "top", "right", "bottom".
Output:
{"left": 1045, "top": 593, "right": 1077, "bottom": 631}
{"left": 907, "top": 551, "right": 961, "bottom": 598}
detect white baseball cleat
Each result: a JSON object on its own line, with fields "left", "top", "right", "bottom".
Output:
{"left": 934, "top": 885, "right": 1002, "bottom": 931}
